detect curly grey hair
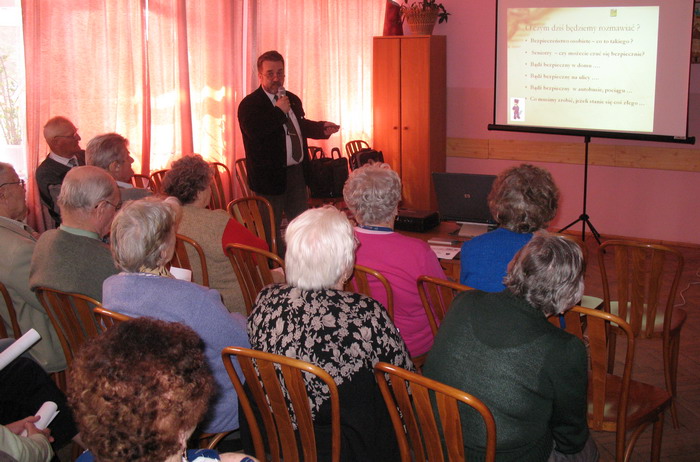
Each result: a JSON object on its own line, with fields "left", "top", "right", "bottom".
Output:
{"left": 86, "top": 133, "right": 129, "bottom": 170}
{"left": 110, "top": 197, "right": 181, "bottom": 272}
{"left": 488, "top": 164, "right": 559, "bottom": 233}
{"left": 343, "top": 162, "right": 401, "bottom": 225}
{"left": 504, "top": 231, "right": 584, "bottom": 316}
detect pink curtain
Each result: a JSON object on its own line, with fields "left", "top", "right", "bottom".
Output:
{"left": 21, "top": 0, "right": 383, "bottom": 231}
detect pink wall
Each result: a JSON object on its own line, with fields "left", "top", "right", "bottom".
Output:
{"left": 436, "top": 1, "right": 700, "bottom": 245}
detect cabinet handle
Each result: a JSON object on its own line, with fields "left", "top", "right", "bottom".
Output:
{"left": 393, "top": 126, "right": 398, "bottom": 130}
{"left": 403, "top": 126, "right": 409, "bottom": 130}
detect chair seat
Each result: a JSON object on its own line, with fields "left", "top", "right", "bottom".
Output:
{"left": 609, "top": 302, "right": 687, "bottom": 337}
{"left": 588, "top": 374, "right": 672, "bottom": 432}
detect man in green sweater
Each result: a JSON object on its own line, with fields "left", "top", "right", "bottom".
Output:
{"left": 424, "top": 232, "right": 598, "bottom": 462}
{"left": 30, "top": 166, "right": 120, "bottom": 302}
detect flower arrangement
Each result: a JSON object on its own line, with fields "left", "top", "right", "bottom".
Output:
{"left": 400, "top": 0, "right": 451, "bottom": 24}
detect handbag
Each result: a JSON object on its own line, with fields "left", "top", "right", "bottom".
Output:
{"left": 349, "top": 148, "right": 384, "bottom": 170}
{"left": 307, "top": 147, "right": 349, "bottom": 198}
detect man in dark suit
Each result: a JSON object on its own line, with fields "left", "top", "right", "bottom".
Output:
{"left": 238, "top": 50, "right": 340, "bottom": 252}
{"left": 35, "top": 116, "right": 85, "bottom": 226}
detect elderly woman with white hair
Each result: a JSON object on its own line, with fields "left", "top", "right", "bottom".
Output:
{"left": 424, "top": 232, "right": 598, "bottom": 462}
{"left": 248, "top": 206, "right": 413, "bottom": 462}
{"left": 342, "top": 162, "right": 445, "bottom": 358}
{"left": 101, "top": 197, "right": 250, "bottom": 435}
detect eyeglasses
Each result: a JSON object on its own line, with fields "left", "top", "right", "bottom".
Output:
{"left": 0, "top": 179, "right": 25, "bottom": 188}
{"left": 263, "top": 70, "right": 285, "bottom": 79}
{"left": 53, "top": 131, "right": 80, "bottom": 140}
{"left": 96, "top": 200, "right": 122, "bottom": 211}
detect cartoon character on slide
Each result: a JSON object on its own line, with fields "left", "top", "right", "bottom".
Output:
{"left": 512, "top": 99, "right": 521, "bottom": 120}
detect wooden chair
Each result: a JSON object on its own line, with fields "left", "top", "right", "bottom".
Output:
{"left": 566, "top": 306, "right": 671, "bottom": 462}
{"left": 234, "top": 158, "right": 252, "bottom": 197}
{"left": 92, "top": 306, "right": 132, "bottom": 328}
{"left": 130, "top": 173, "right": 152, "bottom": 191}
{"left": 0, "top": 280, "right": 22, "bottom": 339}
{"left": 225, "top": 243, "right": 285, "bottom": 316}
{"left": 598, "top": 240, "right": 685, "bottom": 428}
{"left": 171, "top": 234, "right": 210, "bottom": 287}
{"left": 417, "top": 275, "right": 473, "bottom": 336}
{"left": 227, "top": 196, "right": 277, "bottom": 256}
{"left": 222, "top": 346, "right": 341, "bottom": 462}
{"left": 149, "top": 169, "right": 169, "bottom": 194}
{"left": 34, "top": 288, "right": 104, "bottom": 370}
{"left": 209, "top": 162, "right": 233, "bottom": 210}
{"left": 555, "top": 233, "right": 603, "bottom": 310}
{"left": 343, "top": 264, "right": 394, "bottom": 320}
{"left": 374, "top": 362, "right": 497, "bottom": 462}
{"left": 344, "top": 139, "right": 370, "bottom": 157}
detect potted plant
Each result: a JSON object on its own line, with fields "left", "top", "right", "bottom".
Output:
{"left": 400, "top": 0, "right": 451, "bottom": 35}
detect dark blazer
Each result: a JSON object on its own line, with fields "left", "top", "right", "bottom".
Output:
{"left": 237, "top": 86, "right": 328, "bottom": 195}
{"left": 35, "top": 150, "right": 86, "bottom": 225}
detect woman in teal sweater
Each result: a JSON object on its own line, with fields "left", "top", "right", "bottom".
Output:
{"left": 425, "top": 232, "right": 598, "bottom": 462}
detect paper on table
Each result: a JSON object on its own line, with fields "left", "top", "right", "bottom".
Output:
{"left": 0, "top": 329, "right": 41, "bottom": 371}
{"left": 430, "top": 245, "right": 460, "bottom": 260}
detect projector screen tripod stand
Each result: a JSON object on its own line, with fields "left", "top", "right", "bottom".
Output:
{"left": 558, "top": 136, "right": 602, "bottom": 245}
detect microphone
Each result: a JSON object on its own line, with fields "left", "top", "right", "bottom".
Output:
{"left": 278, "top": 86, "right": 286, "bottom": 97}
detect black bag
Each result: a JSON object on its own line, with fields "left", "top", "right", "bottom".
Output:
{"left": 307, "top": 147, "right": 349, "bottom": 198}
{"left": 349, "top": 148, "right": 384, "bottom": 170}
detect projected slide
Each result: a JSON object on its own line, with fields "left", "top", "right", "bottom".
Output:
{"left": 507, "top": 7, "right": 659, "bottom": 132}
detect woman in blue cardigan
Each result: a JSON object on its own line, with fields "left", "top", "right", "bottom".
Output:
{"left": 460, "top": 164, "right": 559, "bottom": 292}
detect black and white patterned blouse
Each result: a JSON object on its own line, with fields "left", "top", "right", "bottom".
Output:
{"left": 248, "top": 284, "right": 414, "bottom": 415}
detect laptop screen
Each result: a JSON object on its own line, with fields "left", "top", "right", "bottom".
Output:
{"left": 432, "top": 172, "right": 497, "bottom": 224}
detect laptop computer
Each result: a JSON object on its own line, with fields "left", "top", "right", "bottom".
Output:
{"left": 432, "top": 172, "right": 497, "bottom": 238}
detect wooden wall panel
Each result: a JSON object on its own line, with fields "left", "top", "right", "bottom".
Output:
{"left": 447, "top": 137, "right": 700, "bottom": 172}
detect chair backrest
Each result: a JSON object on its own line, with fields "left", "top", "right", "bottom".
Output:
{"left": 374, "top": 362, "right": 497, "bottom": 462}
{"left": 417, "top": 275, "right": 473, "bottom": 336}
{"left": 227, "top": 196, "right": 277, "bottom": 256}
{"left": 34, "top": 287, "right": 104, "bottom": 366}
{"left": 209, "top": 162, "right": 233, "bottom": 210}
{"left": 567, "top": 307, "right": 635, "bottom": 450}
{"left": 222, "top": 346, "right": 341, "bottom": 462}
{"left": 0, "top": 280, "right": 22, "bottom": 339}
{"left": 234, "top": 158, "right": 252, "bottom": 198}
{"left": 343, "top": 264, "right": 394, "bottom": 320}
{"left": 92, "top": 306, "right": 132, "bottom": 328}
{"left": 149, "top": 169, "right": 169, "bottom": 194}
{"left": 170, "top": 234, "right": 210, "bottom": 287}
{"left": 225, "top": 243, "right": 285, "bottom": 316}
{"left": 599, "top": 240, "right": 684, "bottom": 338}
{"left": 130, "top": 174, "right": 152, "bottom": 191}
{"left": 345, "top": 140, "right": 371, "bottom": 157}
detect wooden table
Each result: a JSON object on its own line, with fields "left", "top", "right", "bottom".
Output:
{"left": 396, "top": 221, "right": 466, "bottom": 280}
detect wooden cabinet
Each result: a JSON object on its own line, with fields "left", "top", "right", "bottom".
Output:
{"left": 373, "top": 35, "right": 446, "bottom": 211}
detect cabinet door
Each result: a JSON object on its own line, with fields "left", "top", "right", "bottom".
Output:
{"left": 400, "top": 37, "right": 434, "bottom": 210}
{"left": 373, "top": 37, "right": 402, "bottom": 176}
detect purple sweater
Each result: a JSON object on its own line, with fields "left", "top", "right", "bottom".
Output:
{"left": 102, "top": 273, "right": 250, "bottom": 433}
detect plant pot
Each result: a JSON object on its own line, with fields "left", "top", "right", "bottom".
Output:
{"left": 403, "top": 9, "right": 439, "bottom": 35}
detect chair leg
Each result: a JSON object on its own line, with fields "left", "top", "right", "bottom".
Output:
{"left": 667, "top": 332, "right": 681, "bottom": 428}
{"left": 607, "top": 331, "right": 618, "bottom": 374}
{"left": 650, "top": 413, "right": 664, "bottom": 462}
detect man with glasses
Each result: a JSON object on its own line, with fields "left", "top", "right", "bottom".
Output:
{"left": 30, "top": 166, "right": 120, "bottom": 302}
{"left": 86, "top": 133, "right": 150, "bottom": 202}
{"left": 238, "top": 50, "right": 340, "bottom": 255}
{"left": 35, "top": 116, "right": 86, "bottom": 227}
{"left": 0, "top": 162, "right": 66, "bottom": 373}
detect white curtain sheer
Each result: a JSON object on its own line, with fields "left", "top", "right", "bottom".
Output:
{"left": 22, "top": 0, "right": 384, "bottom": 230}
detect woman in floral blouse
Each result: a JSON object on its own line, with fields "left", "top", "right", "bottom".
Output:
{"left": 247, "top": 206, "right": 413, "bottom": 462}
